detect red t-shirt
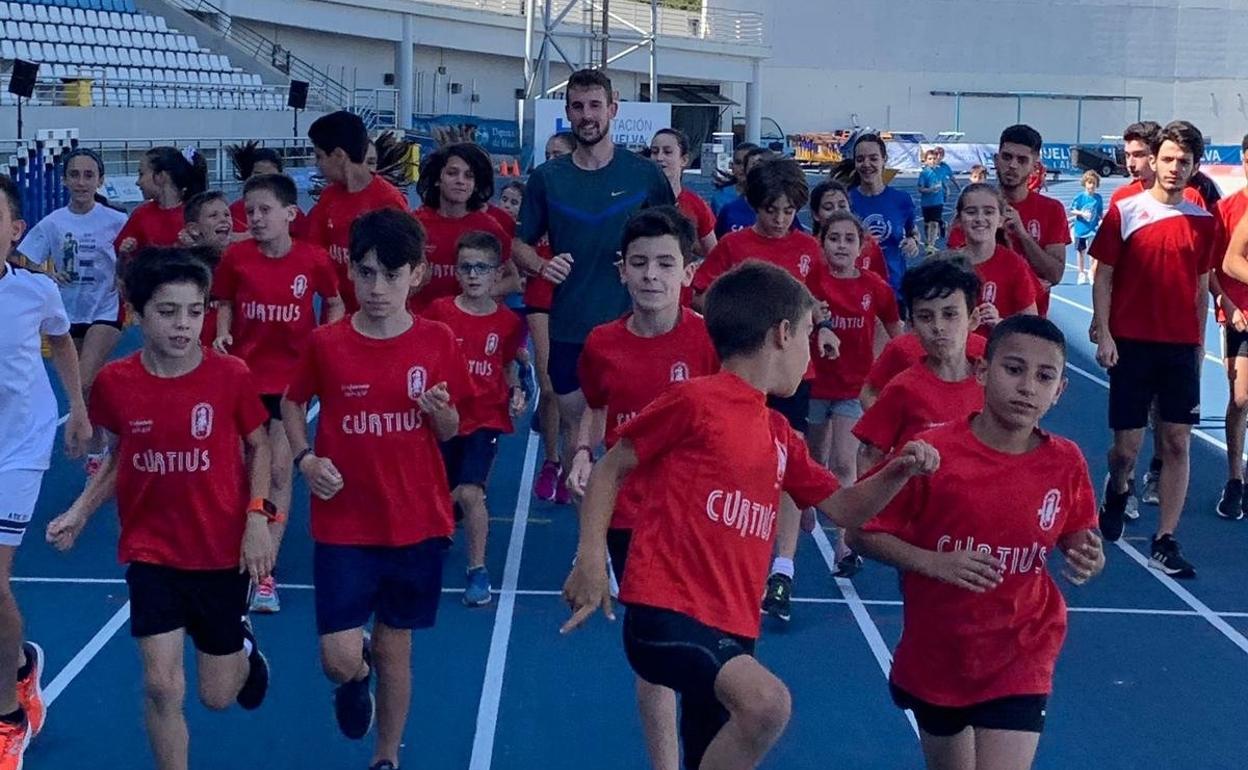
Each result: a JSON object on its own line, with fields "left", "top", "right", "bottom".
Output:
{"left": 305, "top": 176, "right": 409, "bottom": 313}
{"left": 213, "top": 240, "right": 339, "bottom": 394}
{"left": 808, "top": 269, "right": 899, "bottom": 400}
{"left": 1089, "top": 190, "right": 1220, "bottom": 345}
{"left": 1026, "top": 162, "right": 1046, "bottom": 193}
{"left": 970, "top": 244, "right": 1038, "bottom": 337}
{"left": 1109, "top": 179, "right": 1206, "bottom": 209}
{"left": 863, "top": 417, "right": 1097, "bottom": 706}
{"left": 522, "top": 236, "right": 556, "bottom": 312}
{"left": 423, "top": 297, "right": 525, "bottom": 434}
{"left": 677, "top": 188, "right": 716, "bottom": 242}
{"left": 115, "top": 201, "right": 184, "bottom": 258}
{"left": 410, "top": 207, "right": 513, "bottom": 313}
{"left": 90, "top": 351, "right": 267, "bottom": 570}
{"left": 486, "top": 203, "right": 518, "bottom": 240}
{"left": 692, "top": 228, "right": 820, "bottom": 294}
{"left": 285, "top": 317, "right": 472, "bottom": 546}
{"left": 865, "top": 332, "right": 987, "bottom": 394}
{"left": 853, "top": 361, "right": 984, "bottom": 453}
{"left": 201, "top": 259, "right": 226, "bottom": 348}
{"left": 860, "top": 235, "right": 890, "bottom": 284}
{"left": 230, "top": 197, "right": 311, "bottom": 240}
{"left": 617, "top": 371, "right": 840, "bottom": 639}
{"left": 578, "top": 309, "right": 720, "bottom": 530}
{"left": 1215, "top": 191, "right": 1248, "bottom": 313}
{"left": 947, "top": 192, "right": 1069, "bottom": 315}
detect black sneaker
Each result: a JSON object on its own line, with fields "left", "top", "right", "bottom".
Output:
{"left": 1123, "top": 478, "right": 1140, "bottom": 522}
{"left": 1098, "top": 474, "right": 1128, "bottom": 542}
{"left": 835, "top": 551, "right": 863, "bottom": 578}
{"left": 236, "top": 618, "right": 270, "bottom": 710}
{"left": 334, "top": 636, "right": 375, "bottom": 740}
{"left": 761, "top": 573, "right": 792, "bottom": 622}
{"left": 368, "top": 762, "right": 397, "bottom": 770}
{"left": 1217, "top": 479, "right": 1244, "bottom": 520}
{"left": 1149, "top": 534, "right": 1196, "bottom": 579}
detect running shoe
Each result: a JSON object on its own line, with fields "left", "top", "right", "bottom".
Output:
{"left": 1141, "top": 466, "right": 1161, "bottom": 506}
{"left": 1098, "top": 474, "right": 1128, "bottom": 542}
{"left": 1123, "top": 478, "right": 1140, "bottom": 522}
{"left": 1217, "top": 479, "right": 1244, "bottom": 520}
{"left": 463, "top": 566, "right": 492, "bottom": 607}
{"left": 334, "top": 637, "right": 375, "bottom": 740}
{"left": 554, "top": 475, "right": 573, "bottom": 506}
{"left": 0, "top": 714, "right": 30, "bottom": 770}
{"left": 835, "top": 551, "right": 864, "bottom": 578}
{"left": 250, "top": 576, "right": 281, "bottom": 614}
{"left": 236, "top": 618, "right": 270, "bottom": 710}
{"left": 15, "top": 643, "right": 43, "bottom": 737}
{"left": 1149, "top": 534, "right": 1195, "bottom": 579}
{"left": 761, "top": 572, "right": 792, "bottom": 622}
{"left": 534, "top": 460, "right": 560, "bottom": 502}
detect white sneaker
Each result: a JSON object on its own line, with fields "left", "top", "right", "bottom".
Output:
{"left": 1075, "top": 272, "right": 1088, "bottom": 285}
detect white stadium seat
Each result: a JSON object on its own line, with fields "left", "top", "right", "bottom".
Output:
{"left": 33, "top": 4, "right": 47, "bottom": 23}
{"left": 0, "top": 41, "right": 13, "bottom": 60}
{"left": 85, "top": 10, "right": 99, "bottom": 27}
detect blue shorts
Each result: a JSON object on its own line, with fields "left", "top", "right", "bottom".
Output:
{"left": 313, "top": 538, "right": 449, "bottom": 635}
{"left": 441, "top": 429, "right": 501, "bottom": 489}
{"left": 548, "top": 339, "right": 584, "bottom": 396}
{"left": 808, "top": 397, "right": 864, "bottom": 426}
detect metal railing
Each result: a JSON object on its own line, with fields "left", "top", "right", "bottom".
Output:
{"left": 2, "top": 75, "right": 298, "bottom": 111}
{"left": 404, "top": 0, "right": 765, "bottom": 46}
{"left": 160, "top": 0, "right": 350, "bottom": 108}
{"left": 351, "top": 88, "right": 400, "bottom": 130}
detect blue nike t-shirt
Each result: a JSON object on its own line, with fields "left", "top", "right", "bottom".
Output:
{"left": 849, "top": 185, "right": 916, "bottom": 293}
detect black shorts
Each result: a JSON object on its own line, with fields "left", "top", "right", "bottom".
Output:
{"left": 125, "top": 562, "right": 250, "bottom": 656}
{"left": 547, "top": 339, "right": 584, "bottom": 396}
{"left": 1075, "top": 236, "right": 1091, "bottom": 252}
{"left": 766, "top": 379, "right": 812, "bottom": 434}
{"left": 259, "top": 394, "right": 283, "bottom": 423}
{"left": 607, "top": 528, "right": 632, "bottom": 581}
{"left": 440, "top": 429, "right": 501, "bottom": 489}
{"left": 889, "top": 681, "right": 1048, "bottom": 736}
{"left": 1225, "top": 325, "right": 1248, "bottom": 360}
{"left": 1107, "top": 339, "right": 1201, "bottom": 430}
{"left": 623, "top": 604, "right": 756, "bottom": 770}
{"left": 921, "top": 205, "right": 945, "bottom": 224}
{"left": 69, "top": 318, "right": 124, "bottom": 339}
{"left": 313, "top": 538, "right": 448, "bottom": 635}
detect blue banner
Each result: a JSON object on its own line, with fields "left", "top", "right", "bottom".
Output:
{"left": 1040, "top": 143, "right": 1244, "bottom": 172}
{"left": 409, "top": 114, "right": 521, "bottom": 156}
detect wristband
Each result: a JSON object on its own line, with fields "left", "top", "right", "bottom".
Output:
{"left": 815, "top": 319, "right": 837, "bottom": 332}
{"left": 293, "top": 447, "right": 315, "bottom": 473}
{"left": 247, "top": 497, "right": 285, "bottom": 523}
{"left": 573, "top": 444, "right": 594, "bottom": 462}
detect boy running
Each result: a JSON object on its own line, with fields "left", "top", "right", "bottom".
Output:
{"left": 48, "top": 247, "right": 274, "bottom": 770}
{"left": 562, "top": 260, "right": 939, "bottom": 770}
{"left": 849, "top": 315, "right": 1105, "bottom": 770}
{"left": 0, "top": 174, "right": 92, "bottom": 768}
{"left": 855, "top": 259, "right": 986, "bottom": 474}
{"left": 424, "top": 231, "right": 527, "bottom": 606}
{"left": 1070, "top": 171, "right": 1104, "bottom": 285}
{"left": 281, "top": 209, "right": 471, "bottom": 770}
{"left": 1093, "top": 120, "right": 1218, "bottom": 578}
{"left": 565, "top": 206, "right": 719, "bottom": 770}
{"left": 178, "top": 191, "right": 234, "bottom": 348}
{"left": 214, "top": 173, "right": 345, "bottom": 612}
{"left": 1214, "top": 132, "right": 1248, "bottom": 518}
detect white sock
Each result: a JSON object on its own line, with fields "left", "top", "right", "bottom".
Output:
{"left": 771, "top": 557, "right": 795, "bottom": 579}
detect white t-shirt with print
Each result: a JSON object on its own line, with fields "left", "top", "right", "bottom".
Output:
{"left": 0, "top": 264, "right": 71, "bottom": 472}
{"left": 17, "top": 204, "right": 128, "bottom": 325}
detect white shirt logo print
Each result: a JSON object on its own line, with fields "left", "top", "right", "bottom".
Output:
{"left": 190, "top": 403, "right": 214, "bottom": 440}
{"left": 1037, "top": 488, "right": 1061, "bottom": 531}
{"left": 407, "top": 366, "right": 428, "bottom": 401}
{"left": 291, "top": 274, "right": 308, "bottom": 299}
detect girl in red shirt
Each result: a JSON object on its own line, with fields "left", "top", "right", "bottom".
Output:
{"left": 649, "top": 128, "right": 717, "bottom": 258}
{"left": 850, "top": 315, "right": 1104, "bottom": 770}
{"left": 810, "top": 179, "right": 890, "bottom": 283}
{"left": 115, "top": 146, "right": 208, "bottom": 260}
{"left": 953, "top": 184, "right": 1038, "bottom": 336}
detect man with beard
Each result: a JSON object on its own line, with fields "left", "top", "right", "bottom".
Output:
{"left": 513, "top": 69, "right": 674, "bottom": 500}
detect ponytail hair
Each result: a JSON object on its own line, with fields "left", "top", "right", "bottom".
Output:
{"left": 145, "top": 146, "right": 208, "bottom": 202}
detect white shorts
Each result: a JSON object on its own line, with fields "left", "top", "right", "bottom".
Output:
{"left": 0, "top": 470, "right": 44, "bottom": 547}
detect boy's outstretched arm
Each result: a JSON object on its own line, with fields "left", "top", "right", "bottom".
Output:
{"left": 820, "top": 440, "right": 938, "bottom": 529}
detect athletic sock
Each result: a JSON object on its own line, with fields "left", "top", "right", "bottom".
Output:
{"left": 0, "top": 708, "right": 23, "bottom": 726}
{"left": 771, "top": 557, "right": 795, "bottom": 579}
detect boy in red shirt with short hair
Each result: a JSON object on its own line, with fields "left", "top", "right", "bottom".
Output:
{"left": 49, "top": 247, "right": 276, "bottom": 770}
{"left": 855, "top": 259, "right": 986, "bottom": 475}
{"left": 306, "top": 111, "right": 409, "bottom": 314}
{"left": 563, "top": 261, "right": 940, "bottom": 770}
{"left": 424, "top": 231, "right": 527, "bottom": 607}
{"left": 849, "top": 315, "right": 1105, "bottom": 770}
{"left": 565, "top": 206, "right": 719, "bottom": 770}
{"left": 214, "top": 173, "right": 345, "bottom": 613}
{"left": 281, "top": 209, "right": 471, "bottom": 770}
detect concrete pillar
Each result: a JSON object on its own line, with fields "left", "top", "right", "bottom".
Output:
{"left": 745, "top": 58, "right": 762, "bottom": 143}
{"left": 397, "top": 14, "right": 415, "bottom": 129}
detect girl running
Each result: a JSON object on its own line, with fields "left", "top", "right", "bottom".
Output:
{"left": 115, "top": 146, "right": 209, "bottom": 259}
{"left": 951, "top": 184, "right": 1038, "bottom": 336}
{"left": 848, "top": 134, "right": 920, "bottom": 295}
{"left": 811, "top": 179, "right": 889, "bottom": 282}
{"left": 649, "top": 128, "right": 717, "bottom": 258}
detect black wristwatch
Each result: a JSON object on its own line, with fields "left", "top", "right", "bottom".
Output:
{"left": 293, "top": 447, "right": 315, "bottom": 473}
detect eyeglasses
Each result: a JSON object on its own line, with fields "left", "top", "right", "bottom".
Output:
{"left": 456, "top": 262, "right": 497, "bottom": 276}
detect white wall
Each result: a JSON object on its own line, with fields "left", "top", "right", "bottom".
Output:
{"left": 754, "top": 0, "right": 1248, "bottom": 143}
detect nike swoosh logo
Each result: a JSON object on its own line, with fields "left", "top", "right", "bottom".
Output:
{"left": 610, "top": 190, "right": 626, "bottom": 197}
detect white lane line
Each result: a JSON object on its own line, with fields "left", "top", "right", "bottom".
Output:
{"left": 469, "top": 432, "right": 540, "bottom": 770}
{"left": 43, "top": 601, "right": 130, "bottom": 705}
{"left": 1049, "top": 293, "right": 1222, "bottom": 365}
{"left": 1061, "top": 359, "right": 1248, "bottom": 656}
{"left": 1059, "top": 265, "right": 1215, "bottom": 316}
{"left": 810, "top": 525, "right": 919, "bottom": 737}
